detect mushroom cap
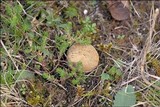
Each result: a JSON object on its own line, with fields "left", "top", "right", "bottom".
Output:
{"left": 67, "top": 44, "right": 99, "bottom": 73}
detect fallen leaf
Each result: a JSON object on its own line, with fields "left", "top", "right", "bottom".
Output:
{"left": 106, "top": 1, "right": 116, "bottom": 6}
{"left": 107, "top": 0, "right": 129, "bottom": 8}
{"left": 107, "top": 1, "right": 130, "bottom": 21}
{"left": 121, "top": 1, "right": 129, "bottom": 8}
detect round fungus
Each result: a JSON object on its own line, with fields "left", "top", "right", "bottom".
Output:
{"left": 67, "top": 44, "right": 99, "bottom": 73}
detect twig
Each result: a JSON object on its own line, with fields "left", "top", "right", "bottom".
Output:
{"left": 147, "top": 73, "right": 160, "bottom": 80}
{"left": 121, "top": 76, "right": 140, "bottom": 86}
{"left": 140, "top": 3, "right": 160, "bottom": 90}
{"left": 131, "top": 101, "right": 148, "bottom": 107}
{"left": 16, "top": 0, "right": 34, "bottom": 19}
{"left": 0, "top": 40, "right": 19, "bottom": 72}
{"left": 130, "top": 0, "right": 141, "bottom": 18}
{"left": 68, "top": 97, "right": 85, "bottom": 107}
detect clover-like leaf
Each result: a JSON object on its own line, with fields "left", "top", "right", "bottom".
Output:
{"left": 113, "top": 85, "right": 136, "bottom": 107}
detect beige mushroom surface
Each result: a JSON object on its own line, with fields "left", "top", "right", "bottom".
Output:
{"left": 67, "top": 44, "right": 99, "bottom": 73}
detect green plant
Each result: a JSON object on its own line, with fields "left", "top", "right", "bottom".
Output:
{"left": 42, "top": 72, "right": 55, "bottom": 81}
{"left": 46, "top": 9, "right": 62, "bottom": 27}
{"left": 56, "top": 68, "right": 68, "bottom": 79}
{"left": 113, "top": 85, "right": 136, "bottom": 107}
{"left": 108, "top": 66, "right": 122, "bottom": 80}
{"left": 100, "top": 64, "right": 122, "bottom": 82}
{"left": 65, "top": 6, "right": 78, "bottom": 18}
{"left": 56, "top": 62, "right": 86, "bottom": 85}
{"left": 20, "top": 84, "right": 27, "bottom": 95}
{"left": 55, "top": 35, "right": 71, "bottom": 56}
{"left": 0, "top": 70, "right": 15, "bottom": 85}
{"left": 80, "top": 16, "right": 97, "bottom": 35}
{"left": 0, "top": 70, "right": 35, "bottom": 86}
{"left": 101, "top": 72, "right": 113, "bottom": 81}
{"left": 55, "top": 16, "right": 96, "bottom": 57}
{"left": 1, "top": 0, "right": 53, "bottom": 85}
{"left": 117, "top": 34, "right": 125, "bottom": 39}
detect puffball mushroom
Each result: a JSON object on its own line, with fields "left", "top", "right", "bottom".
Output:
{"left": 67, "top": 44, "right": 99, "bottom": 73}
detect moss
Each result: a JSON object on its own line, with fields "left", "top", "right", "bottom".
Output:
{"left": 147, "top": 54, "right": 160, "bottom": 76}
{"left": 132, "top": 20, "right": 139, "bottom": 29}
{"left": 25, "top": 81, "right": 46, "bottom": 106}
{"left": 97, "top": 42, "right": 112, "bottom": 53}
{"left": 26, "top": 91, "right": 44, "bottom": 106}
{"left": 151, "top": 58, "right": 160, "bottom": 76}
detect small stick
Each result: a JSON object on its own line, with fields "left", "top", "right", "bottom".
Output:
{"left": 16, "top": 0, "right": 34, "bottom": 19}
{"left": 140, "top": 6, "right": 160, "bottom": 90}
{"left": 0, "top": 40, "right": 19, "bottom": 72}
